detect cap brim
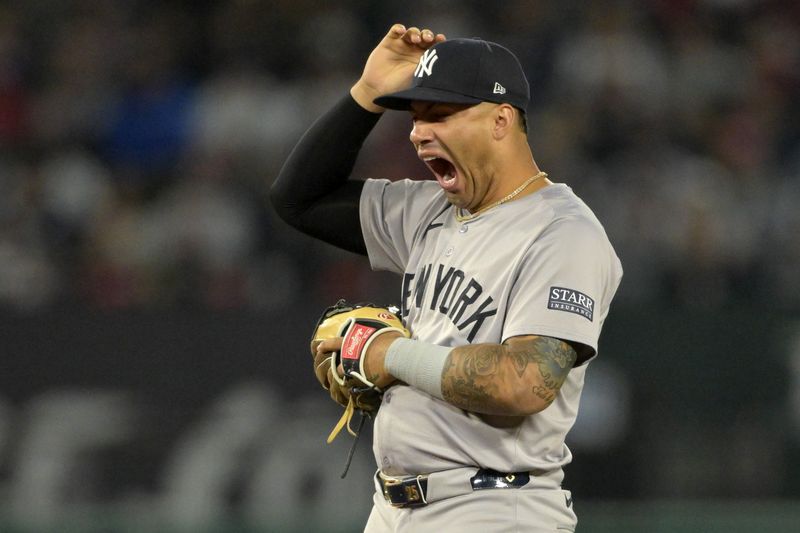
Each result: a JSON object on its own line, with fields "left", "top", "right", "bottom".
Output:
{"left": 374, "top": 87, "right": 483, "bottom": 111}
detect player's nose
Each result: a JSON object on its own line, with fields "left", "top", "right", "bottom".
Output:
{"left": 409, "top": 120, "right": 433, "bottom": 147}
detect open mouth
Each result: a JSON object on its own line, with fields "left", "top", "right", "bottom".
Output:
{"left": 423, "top": 156, "right": 458, "bottom": 191}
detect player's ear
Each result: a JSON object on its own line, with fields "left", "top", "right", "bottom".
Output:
{"left": 491, "top": 104, "right": 516, "bottom": 140}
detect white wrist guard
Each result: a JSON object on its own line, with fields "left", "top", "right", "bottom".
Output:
{"left": 384, "top": 338, "right": 451, "bottom": 400}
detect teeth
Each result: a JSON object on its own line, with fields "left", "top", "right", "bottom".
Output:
{"left": 423, "top": 157, "right": 436, "bottom": 162}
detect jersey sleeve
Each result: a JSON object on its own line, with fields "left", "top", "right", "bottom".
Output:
{"left": 359, "top": 178, "right": 445, "bottom": 274}
{"left": 502, "top": 215, "right": 622, "bottom": 363}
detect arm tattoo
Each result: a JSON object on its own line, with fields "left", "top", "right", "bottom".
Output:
{"left": 441, "top": 337, "right": 577, "bottom": 414}
{"left": 441, "top": 345, "right": 503, "bottom": 412}
{"left": 511, "top": 337, "right": 577, "bottom": 404}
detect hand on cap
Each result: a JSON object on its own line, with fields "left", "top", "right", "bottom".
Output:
{"left": 351, "top": 24, "right": 446, "bottom": 113}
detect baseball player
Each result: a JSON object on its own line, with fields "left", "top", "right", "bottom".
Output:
{"left": 271, "top": 24, "right": 623, "bottom": 532}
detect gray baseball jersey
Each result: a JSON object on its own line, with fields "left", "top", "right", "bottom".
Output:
{"left": 359, "top": 178, "right": 622, "bottom": 477}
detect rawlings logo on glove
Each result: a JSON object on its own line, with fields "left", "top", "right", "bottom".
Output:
{"left": 310, "top": 299, "right": 411, "bottom": 443}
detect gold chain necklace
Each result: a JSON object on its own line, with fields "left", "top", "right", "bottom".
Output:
{"left": 455, "top": 171, "right": 548, "bottom": 222}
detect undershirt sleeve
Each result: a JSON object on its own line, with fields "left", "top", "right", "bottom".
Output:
{"left": 269, "top": 94, "right": 383, "bottom": 255}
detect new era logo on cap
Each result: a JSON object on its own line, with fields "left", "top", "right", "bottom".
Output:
{"left": 374, "top": 38, "right": 530, "bottom": 113}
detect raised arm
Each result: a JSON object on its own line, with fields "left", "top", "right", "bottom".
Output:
{"left": 269, "top": 95, "right": 376, "bottom": 255}
{"left": 269, "top": 24, "right": 445, "bottom": 254}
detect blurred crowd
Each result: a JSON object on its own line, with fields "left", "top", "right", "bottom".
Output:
{"left": 0, "top": 0, "right": 798, "bottom": 312}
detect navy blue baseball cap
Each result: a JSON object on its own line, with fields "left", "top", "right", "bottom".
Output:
{"left": 374, "top": 38, "right": 530, "bottom": 113}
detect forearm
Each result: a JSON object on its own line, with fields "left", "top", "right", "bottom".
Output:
{"left": 384, "top": 336, "right": 577, "bottom": 416}
{"left": 269, "top": 94, "right": 382, "bottom": 254}
{"left": 442, "top": 338, "right": 575, "bottom": 415}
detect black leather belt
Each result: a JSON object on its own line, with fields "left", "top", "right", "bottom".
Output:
{"left": 378, "top": 472, "right": 429, "bottom": 508}
{"left": 378, "top": 468, "right": 531, "bottom": 508}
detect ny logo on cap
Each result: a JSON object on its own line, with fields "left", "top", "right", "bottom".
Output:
{"left": 414, "top": 48, "right": 438, "bottom": 78}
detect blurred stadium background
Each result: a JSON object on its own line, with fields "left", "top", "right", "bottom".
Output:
{"left": 1, "top": 0, "right": 799, "bottom": 531}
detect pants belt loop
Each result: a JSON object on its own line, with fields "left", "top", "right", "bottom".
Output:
{"left": 415, "top": 475, "right": 428, "bottom": 505}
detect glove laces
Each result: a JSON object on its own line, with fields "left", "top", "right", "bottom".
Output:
{"left": 327, "top": 388, "right": 378, "bottom": 478}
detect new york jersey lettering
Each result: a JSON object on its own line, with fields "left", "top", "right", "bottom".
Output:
{"left": 402, "top": 262, "right": 498, "bottom": 341}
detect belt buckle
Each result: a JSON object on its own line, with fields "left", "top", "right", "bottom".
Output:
{"left": 381, "top": 474, "right": 428, "bottom": 508}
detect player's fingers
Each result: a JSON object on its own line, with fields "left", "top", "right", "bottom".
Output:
{"left": 404, "top": 27, "right": 445, "bottom": 49}
{"left": 418, "top": 29, "right": 445, "bottom": 49}
{"left": 316, "top": 343, "right": 343, "bottom": 384}
{"left": 402, "top": 26, "right": 423, "bottom": 44}
{"left": 316, "top": 337, "right": 343, "bottom": 355}
{"left": 387, "top": 23, "right": 406, "bottom": 39}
